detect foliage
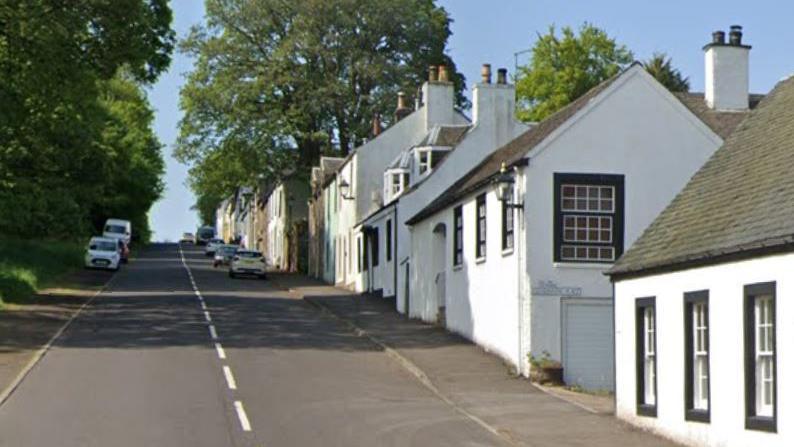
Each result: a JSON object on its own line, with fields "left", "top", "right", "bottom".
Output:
{"left": 176, "top": 0, "right": 466, "bottom": 219}
{"left": 0, "top": 1, "right": 174, "bottom": 241}
{"left": 515, "top": 24, "right": 633, "bottom": 122}
{"left": 528, "top": 351, "right": 562, "bottom": 369}
{"left": 0, "top": 237, "right": 84, "bottom": 306}
{"left": 643, "top": 52, "right": 690, "bottom": 93}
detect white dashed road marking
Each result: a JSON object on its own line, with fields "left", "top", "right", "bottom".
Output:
{"left": 208, "top": 324, "right": 218, "bottom": 340}
{"left": 223, "top": 366, "right": 237, "bottom": 390}
{"left": 215, "top": 343, "right": 227, "bottom": 359}
{"left": 234, "top": 401, "right": 252, "bottom": 432}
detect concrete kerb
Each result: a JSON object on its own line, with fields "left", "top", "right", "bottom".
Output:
{"left": 302, "top": 295, "right": 521, "bottom": 447}
{"left": 0, "top": 270, "right": 118, "bottom": 407}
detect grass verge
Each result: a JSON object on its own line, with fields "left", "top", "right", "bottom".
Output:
{"left": 0, "top": 237, "right": 84, "bottom": 308}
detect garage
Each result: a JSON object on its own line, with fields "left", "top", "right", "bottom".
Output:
{"left": 561, "top": 298, "right": 614, "bottom": 391}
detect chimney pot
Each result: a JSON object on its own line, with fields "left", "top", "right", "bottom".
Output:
{"left": 371, "top": 113, "right": 382, "bottom": 137}
{"left": 438, "top": 65, "right": 450, "bottom": 82}
{"left": 481, "top": 64, "right": 492, "bottom": 84}
{"left": 428, "top": 65, "right": 438, "bottom": 82}
{"left": 729, "top": 25, "right": 743, "bottom": 45}
{"left": 497, "top": 68, "right": 508, "bottom": 85}
{"left": 395, "top": 92, "right": 411, "bottom": 122}
{"left": 712, "top": 30, "right": 725, "bottom": 45}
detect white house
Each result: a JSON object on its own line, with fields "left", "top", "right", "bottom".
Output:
{"left": 404, "top": 28, "right": 759, "bottom": 388}
{"left": 261, "top": 176, "right": 309, "bottom": 271}
{"left": 360, "top": 64, "right": 529, "bottom": 307}
{"left": 607, "top": 33, "right": 794, "bottom": 447}
{"left": 324, "top": 65, "right": 469, "bottom": 292}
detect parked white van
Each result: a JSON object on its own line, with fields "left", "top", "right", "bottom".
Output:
{"left": 103, "top": 218, "right": 131, "bottom": 245}
{"left": 84, "top": 236, "right": 121, "bottom": 271}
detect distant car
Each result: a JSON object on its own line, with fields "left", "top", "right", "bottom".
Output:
{"left": 213, "top": 244, "right": 238, "bottom": 268}
{"left": 196, "top": 226, "right": 216, "bottom": 245}
{"left": 180, "top": 232, "right": 195, "bottom": 244}
{"left": 204, "top": 238, "right": 225, "bottom": 256}
{"left": 229, "top": 250, "right": 266, "bottom": 279}
{"left": 116, "top": 238, "right": 130, "bottom": 263}
{"left": 85, "top": 237, "right": 121, "bottom": 271}
{"left": 103, "top": 218, "right": 131, "bottom": 245}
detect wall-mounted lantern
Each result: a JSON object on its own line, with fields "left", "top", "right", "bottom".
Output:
{"left": 339, "top": 178, "right": 355, "bottom": 200}
{"left": 495, "top": 162, "right": 523, "bottom": 209}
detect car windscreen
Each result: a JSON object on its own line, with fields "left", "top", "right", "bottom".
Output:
{"left": 237, "top": 251, "right": 262, "bottom": 258}
{"left": 198, "top": 229, "right": 215, "bottom": 238}
{"left": 210, "top": 239, "right": 224, "bottom": 244}
{"left": 90, "top": 241, "right": 117, "bottom": 252}
{"left": 105, "top": 225, "right": 126, "bottom": 234}
{"left": 219, "top": 246, "right": 237, "bottom": 255}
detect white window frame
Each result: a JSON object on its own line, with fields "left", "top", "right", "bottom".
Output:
{"left": 644, "top": 306, "right": 656, "bottom": 406}
{"left": 755, "top": 295, "right": 774, "bottom": 418}
{"left": 692, "top": 302, "right": 709, "bottom": 411}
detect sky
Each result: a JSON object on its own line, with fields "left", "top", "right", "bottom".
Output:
{"left": 147, "top": 0, "right": 794, "bottom": 242}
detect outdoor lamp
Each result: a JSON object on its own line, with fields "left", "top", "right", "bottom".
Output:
{"left": 495, "top": 162, "right": 522, "bottom": 209}
{"left": 339, "top": 178, "right": 354, "bottom": 200}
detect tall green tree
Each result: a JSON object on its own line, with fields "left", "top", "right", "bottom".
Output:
{"left": 515, "top": 24, "right": 633, "bottom": 122}
{"left": 0, "top": 1, "right": 174, "bottom": 239}
{"left": 176, "top": 0, "right": 465, "bottom": 218}
{"left": 643, "top": 52, "right": 690, "bottom": 93}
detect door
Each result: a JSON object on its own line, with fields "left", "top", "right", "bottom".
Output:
{"left": 561, "top": 298, "right": 614, "bottom": 391}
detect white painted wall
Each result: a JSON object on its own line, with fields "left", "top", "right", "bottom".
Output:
{"left": 523, "top": 66, "right": 723, "bottom": 368}
{"left": 614, "top": 253, "right": 794, "bottom": 447}
{"left": 705, "top": 44, "right": 750, "bottom": 111}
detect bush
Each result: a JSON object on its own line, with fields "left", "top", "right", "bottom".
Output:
{"left": 0, "top": 237, "right": 84, "bottom": 306}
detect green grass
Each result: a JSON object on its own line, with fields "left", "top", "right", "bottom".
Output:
{"left": 0, "top": 237, "right": 84, "bottom": 307}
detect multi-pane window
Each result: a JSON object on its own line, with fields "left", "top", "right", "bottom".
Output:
{"left": 554, "top": 174, "right": 624, "bottom": 263}
{"left": 386, "top": 219, "right": 392, "bottom": 262}
{"left": 502, "top": 201, "right": 514, "bottom": 251}
{"left": 475, "top": 195, "right": 487, "bottom": 259}
{"left": 636, "top": 298, "right": 657, "bottom": 416}
{"left": 744, "top": 282, "right": 776, "bottom": 432}
{"left": 685, "top": 291, "right": 710, "bottom": 422}
{"left": 372, "top": 229, "right": 379, "bottom": 267}
{"left": 453, "top": 206, "right": 463, "bottom": 266}
{"left": 357, "top": 236, "right": 363, "bottom": 273}
{"left": 419, "top": 151, "right": 430, "bottom": 174}
{"left": 391, "top": 173, "right": 401, "bottom": 195}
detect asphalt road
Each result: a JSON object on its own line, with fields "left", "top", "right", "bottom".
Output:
{"left": 0, "top": 243, "right": 505, "bottom": 447}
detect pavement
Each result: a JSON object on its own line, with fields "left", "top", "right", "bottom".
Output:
{"left": 0, "top": 243, "right": 679, "bottom": 446}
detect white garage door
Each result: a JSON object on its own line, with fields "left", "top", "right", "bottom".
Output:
{"left": 562, "top": 299, "right": 614, "bottom": 391}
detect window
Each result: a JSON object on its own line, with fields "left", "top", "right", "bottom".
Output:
{"left": 403, "top": 172, "right": 410, "bottom": 189}
{"left": 357, "top": 236, "right": 363, "bottom": 273}
{"left": 419, "top": 150, "right": 430, "bottom": 174}
{"left": 744, "top": 282, "right": 776, "bottom": 432}
{"left": 453, "top": 206, "right": 463, "bottom": 266}
{"left": 684, "top": 291, "right": 710, "bottom": 422}
{"left": 391, "top": 173, "right": 401, "bottom": 195}
{"left": 554, "top": 174, "right": 624, "bottom": 263}
{"left": 475, "top": 194, "right": 486, "bottom": 259}
{"left": 502, "top": 200, "right": 514, "bottom": 251}
{"left": 372, "top": 229, "right": 379, "bottom": 267}
{"left": 386, "top": 219, "right": 392, "bottom": 262}
{"left": 636, "top": 297, "right": 657, "bottom": 416}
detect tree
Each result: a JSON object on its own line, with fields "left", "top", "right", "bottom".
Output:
{"left": 515, "top": 24, "right": 633, "bottom": 122}
{"left": 176, "top": 0, "right": 466, "bottom": 218}
{"left": 0, "top": 1, "right": 175, "bottom": 239}
{"left": 643, "top": 53, "right": 689, "bottom": 93}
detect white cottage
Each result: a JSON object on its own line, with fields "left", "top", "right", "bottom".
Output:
{"left": 607, "top": 42, "right": 794, "bottom": 447}
{"left": 260, "top": 176, "right": 309, "bottom": 271}
{"left": 324, "top": 66, "right": 468, "bottom": 292}
{"left": 405, "top": 30, "right": 758, "bottom": 388}
{"left": 360, "top": 64, "right": 529, "bottom": 302}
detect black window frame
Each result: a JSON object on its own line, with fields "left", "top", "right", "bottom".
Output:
{"left": 502, "top": 199, "right": 514, "bottom": 252}
{"left": 553, "top": 173, "right": 624, "bottom": 263}
{"left": 386, "top": 219, "right": 392, "bottom": 262}
{"left": 357, "top": 236, "right": 363, "bottom": 273}
{"left": 475, "top": 194, "right": 486, "bottom": 260}
{"left": 453, "top": 206, "right": 463, "bottom": 266}
{"left": 744, "top": 281, "right": 777, "bottom": 432}
{"left": 636, "top": 297, "right": 657, "bottom": 417}
{"left": 372, "top": 228, "right": 380, "bottom": 267}
{"left": 684, "top": 290, "right": 710, "bottom": 423}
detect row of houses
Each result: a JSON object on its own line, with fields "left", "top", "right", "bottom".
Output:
{"left": 218, "top": 25, "right": 794, "bottom": 445}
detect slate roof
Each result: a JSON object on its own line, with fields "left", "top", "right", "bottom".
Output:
{"left": 609, "top": 75, "right": 794, "bottom": 278}
{"left": 418, "top": 124, "right": 471, "bottom": 147}
{"left": 406, "top": 65, "right": 763, "bottom": 227}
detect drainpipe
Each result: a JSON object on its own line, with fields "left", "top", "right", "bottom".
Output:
{"left": 394, "top": 204, "right": 399, "bottom": 304}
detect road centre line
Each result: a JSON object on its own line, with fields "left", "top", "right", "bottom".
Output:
{"left": 223, "top": 366, "right": 237, "bottom": 390}
{"left": 215, "top": 343, "right": 227, "bottom": 359}
{"left": 234, "top": 401, "right": 252, "bottom": 432}
{"left": 204, "top": 311, "right": 212, "bottom": 322}
{"left": 208, "top": 324, "right": 218, "bottom": 340}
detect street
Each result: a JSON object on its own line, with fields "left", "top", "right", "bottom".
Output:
{"left": 0, "top": 244, "right": 505, "bottom": 446}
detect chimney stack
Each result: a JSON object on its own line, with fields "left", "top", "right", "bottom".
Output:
{"left": 497, "top": 68, "right": 508, "bottom": 85}
{"left": 372, "top": 113, "right": 382, "bottom": 137}
{"left": 704, "top": 25, "right": 751, "bottom": 111}
{"left": 428, "top": 65, "right": 439, "bottom": 82}
{"left": 394, "top": 92, "right": 411, "bottom": 122}
{"left": 438, "top": 65, "right": 450, "bottom": 82}
{"left": 481, "top": 64, "right": 492, "bottom": 84}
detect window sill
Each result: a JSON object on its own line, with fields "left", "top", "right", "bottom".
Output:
{"left": 745, "top": 415, "right": 776, "bottom": 432}
{"left": 452, "top": 264, "right": 464, "bottom": 272}
{"left": 553, "top": 262, "right": 612, "bottom": 270}
{"left": 636, "top": 404, "right": 657, "bottom": 417}
{"left": 475, "top": 257, "right": 486, "bottom": 265}
{"left": 685, "top": 409, "right": 710, "bottom": 423}
{"left": 501, "top": 248, "right": 514, "bottom": 257}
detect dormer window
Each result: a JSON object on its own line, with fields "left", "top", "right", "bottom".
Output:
{"left": 419, "top": 150, "right": 430, "bottom": 174}
{"left": 384, "top": 169, "right": 410, "bottom": 202}
{"left": 416, "top": 147, "right": 452, "bottom": 177}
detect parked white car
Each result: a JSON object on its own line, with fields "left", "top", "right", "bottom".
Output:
{"left": 85, "top": 237, "right": 121, "bottom": 271}
{"left": 103, "top": 218, "right": 131, "bottom": 245}
{"left": 229, "top": 250, "right": 266, "bottom": 279}
{"left": 204, "top": 238, "right": 225, "bottom": 256}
